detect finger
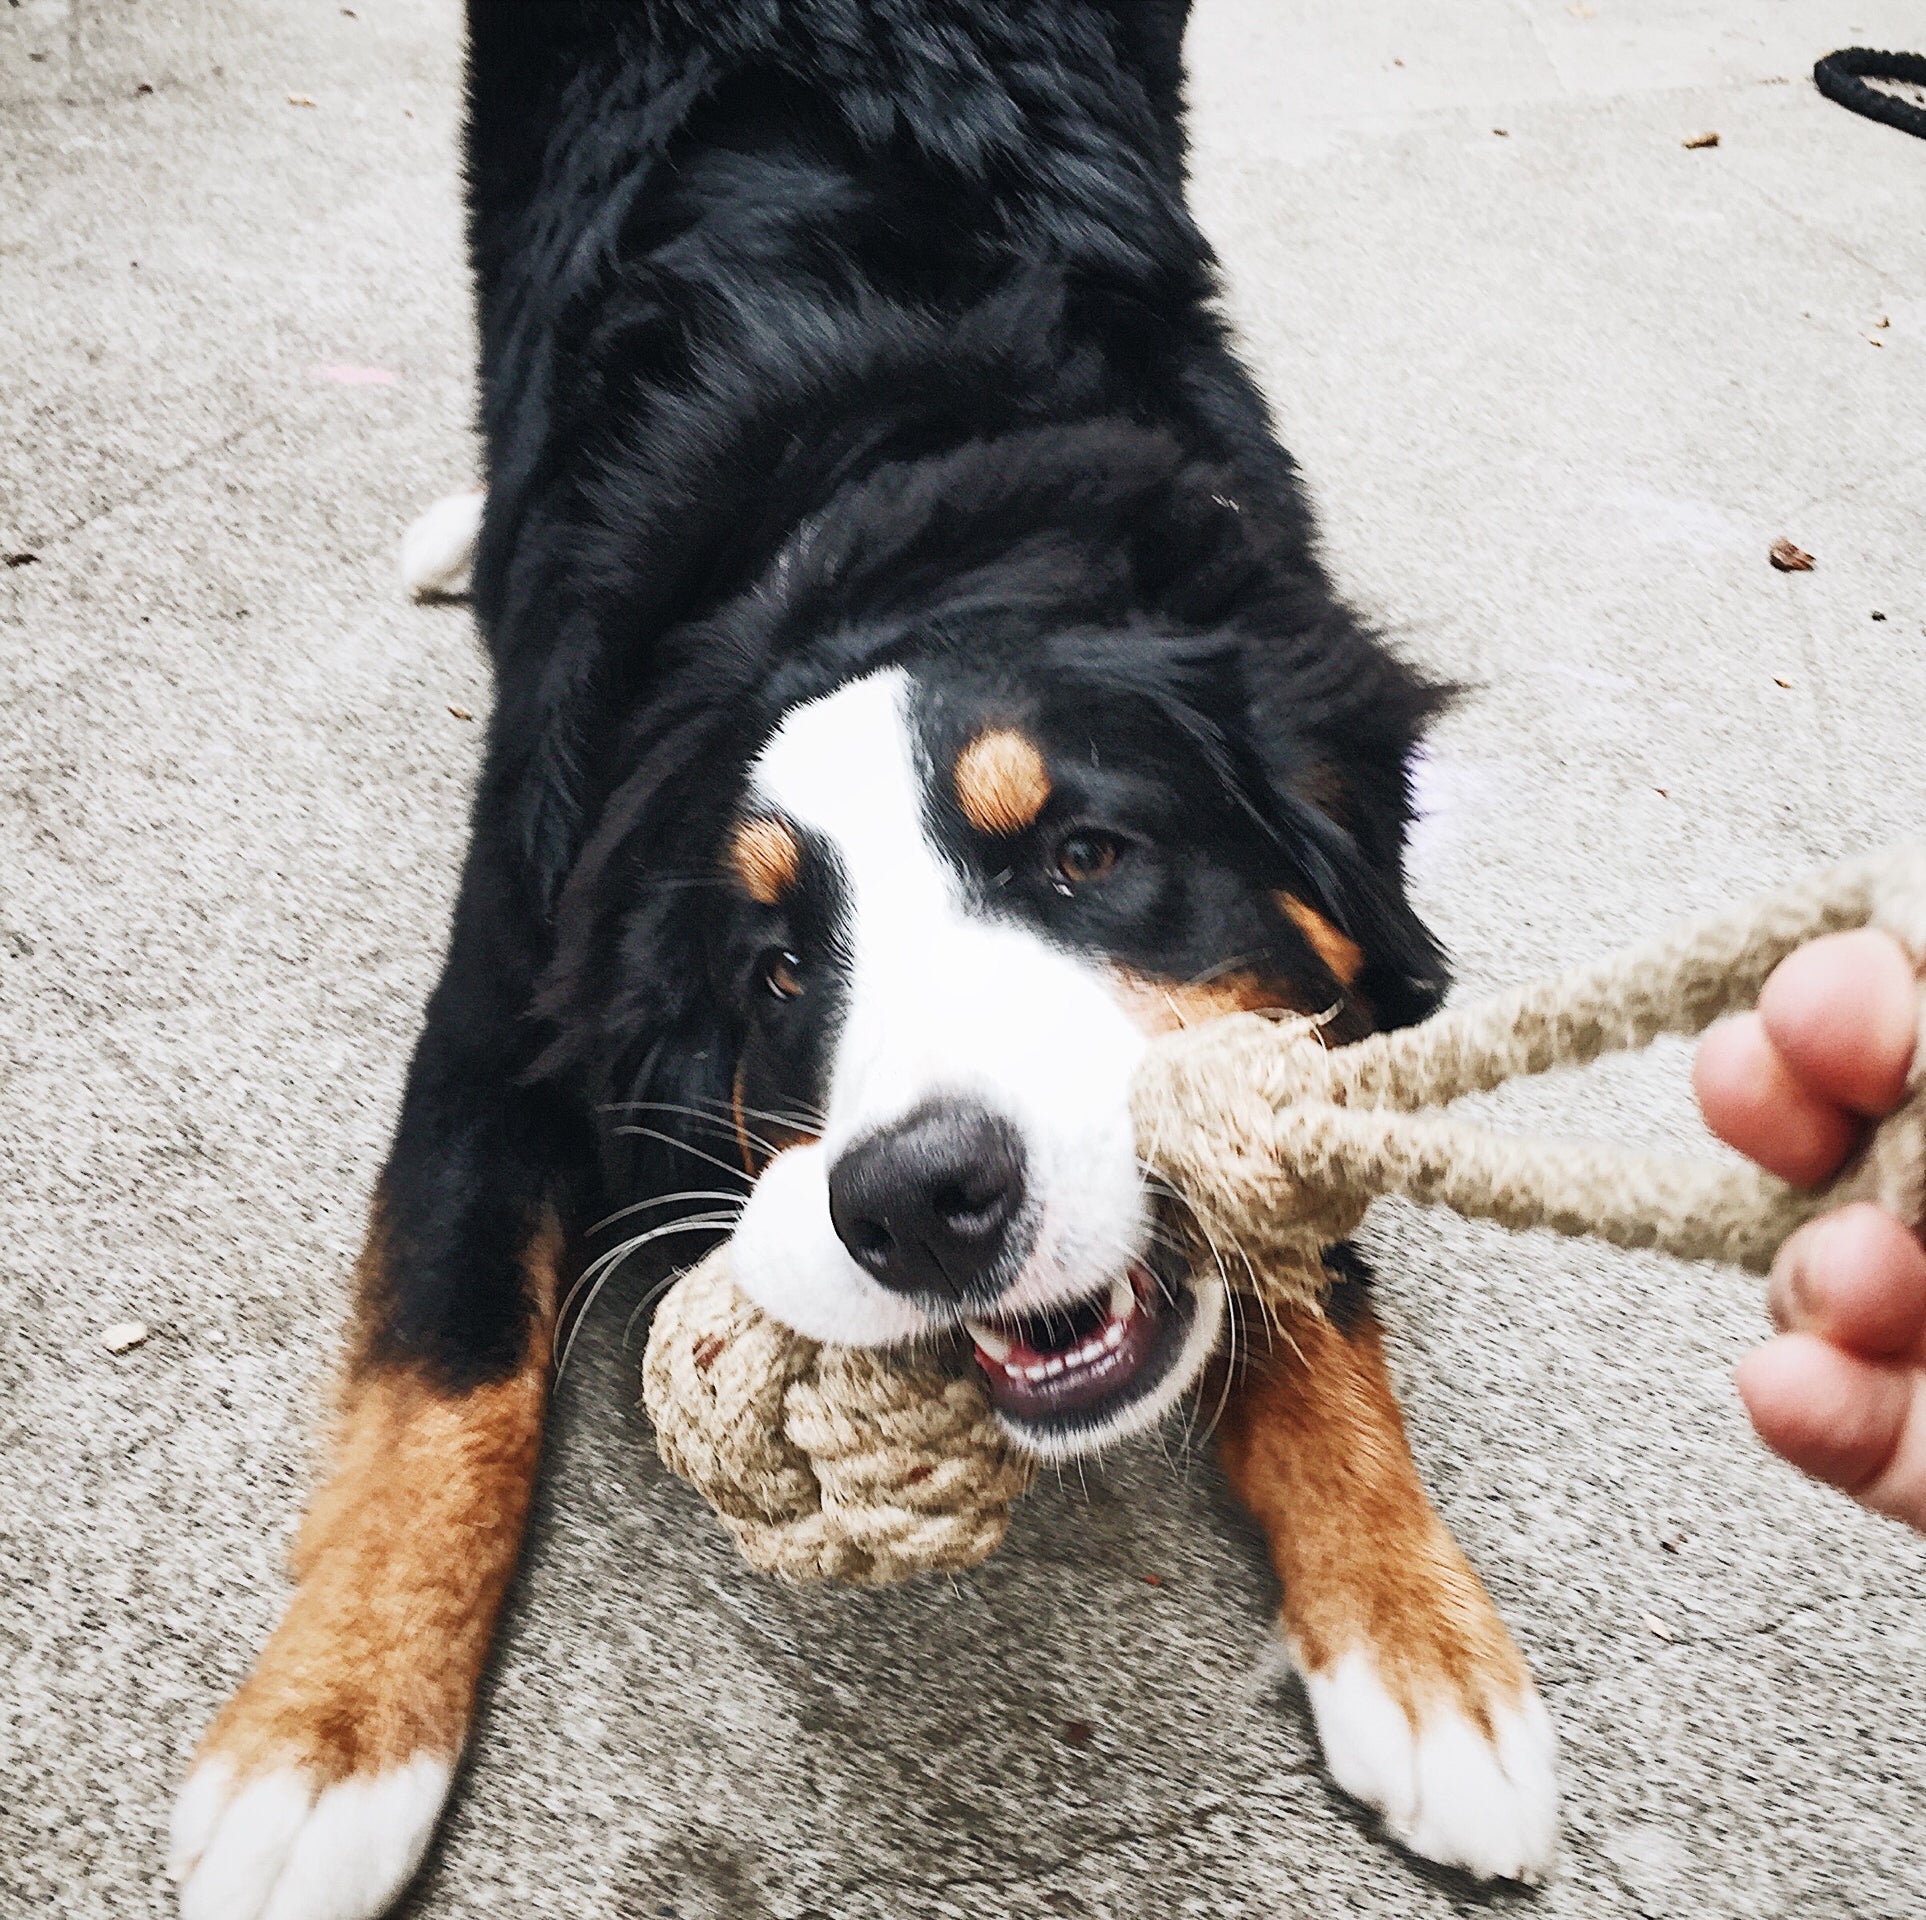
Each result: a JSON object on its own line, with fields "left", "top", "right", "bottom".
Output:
{"left": 1766, "top": 1203, "right": 1926, "bottom": 1358}
{"left": 1758, "top": 930, "right": 1918, "bottom": 1118}
{"left": 1693, "top": 1011, "right": 1862, "bottom": 1186}
{"left": 1859, "top": 1373, "right": 1926, "bottom": 1531}
{"left": 1736, "top": 1335, "right": 1926, "bottom": 1534}
{"left": 1733, "top": 1332, "right": 1926, "bottom": 1525}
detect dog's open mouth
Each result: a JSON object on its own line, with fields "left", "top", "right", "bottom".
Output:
{"left": 961, "top": 1256, "right": 1219, "bottom": 1454}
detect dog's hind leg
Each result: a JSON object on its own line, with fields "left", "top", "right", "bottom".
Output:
{"left": 399, "top": 489, "right": 484, "bottom": 600}
{"left": 1216, "top": 1299, "right": 1559, "bottom": 1884}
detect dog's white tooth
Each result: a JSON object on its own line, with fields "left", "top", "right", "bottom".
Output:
{"left": 1108, "top": 1273, "right": 1135, "bottom": 1321}
{"left": 1103, "top": 1319, "right": 1125, "bottom": 1348}
{"left": 1025, "top": 1362, "right": 1051, "bottom": 1381}
{"left": 964, "top": 1317, "right": 1013, "bottom": 1363}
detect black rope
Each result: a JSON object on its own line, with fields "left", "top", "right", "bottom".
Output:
{"left": 1813, "top": 47, "right": 1926, "bottom": 139}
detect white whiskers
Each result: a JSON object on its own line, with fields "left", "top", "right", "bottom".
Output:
{"left": 555, "top": 1205, "right": 744, "bottom": 1384}
{"left": 611, "top": 1121, "right": 756, "bottom": 1183}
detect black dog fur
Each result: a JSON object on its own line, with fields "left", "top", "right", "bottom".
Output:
{"left": 379, "top": 0, "right": 1448, "bottom": 1394}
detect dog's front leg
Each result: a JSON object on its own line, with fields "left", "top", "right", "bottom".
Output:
{"left": 170, "top": 978, "right": 569, "bottom": 1920}
{"left": 1217, "top": 1287, "right": 1559, "bottom": 1884}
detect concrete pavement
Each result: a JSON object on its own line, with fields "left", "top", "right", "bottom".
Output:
{"left": 3, "top": 2, "right": 1922, "bottom": 1914}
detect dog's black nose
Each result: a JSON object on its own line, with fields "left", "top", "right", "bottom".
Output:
{"left": 827, "top": 1099, "right": 1028, "bottom": 1301}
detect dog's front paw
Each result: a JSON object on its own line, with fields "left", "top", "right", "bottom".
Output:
{"left": 1300, "top": 1646, "right": 1558, "bottom": 1884}
{"left": 167, "top": 1577, "right": 462, "bottom": 1920}
{"left": 170, "top": 1745, "right": 451, "bottom": 1920}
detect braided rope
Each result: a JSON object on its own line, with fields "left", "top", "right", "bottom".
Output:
{"left": 643, "top": 1250, "right": 1034, "bottom": 1585}
{"left": 1135, "top": 846, "right": 1926, "bottom": 1287}
{"left": 643, "top": 846, "right": 1926, "bottom": 1584}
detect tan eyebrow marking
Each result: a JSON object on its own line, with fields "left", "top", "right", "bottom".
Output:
{"left": 1278, "top": 893, "right": 1364, "bottom": 986}
{"left": 728, "top": 816, "right": 802, "bottom": 904}
{"left": 954, "top": 728, "right": 1051, "bottom": 837}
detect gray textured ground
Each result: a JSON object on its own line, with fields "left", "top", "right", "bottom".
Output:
{"left": 3, "top": 2, "right": 1923, "bottom": 1915}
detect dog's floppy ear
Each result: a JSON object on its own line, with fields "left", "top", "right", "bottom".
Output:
{"left": 1222, "top": 605, "right": 1453, "bottom": 1030}
{"left": 1263, "top": 782, "right": 1448, "bottom": 1028}
{"left": 1150, "top": 647, "right": 1448, "bottom": 1029}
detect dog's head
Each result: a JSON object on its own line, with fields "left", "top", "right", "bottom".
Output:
{"left": 688, "top": 648, "right": 1438, "bottom": 1454}
{"left": 537, "top": 439, "right": 1445, "bottom": 1456}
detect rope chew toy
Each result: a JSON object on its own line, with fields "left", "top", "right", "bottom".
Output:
{"left": 643, "top": 846, "right": 1926, "bottom": 1585}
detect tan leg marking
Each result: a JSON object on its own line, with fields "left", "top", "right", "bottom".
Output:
{"left": 172, "top": 1208, "right": 560, "bottom": 1918}
{"left": 1217, "top": 1305, "right": 1558, "bottom": 1881}
{"left": 953, "top": 727, "right": 1050, "bottom": 836}
{"left": 1276, "top": 893, "right": 1364, "bottom": 988}
{"left": 198, "top": 1347, "right": 549, "bottom": 1778}
{"left": 1218, "top": 1305, "right": 1527, "bottom": 1720}
{"left": 729, "top": 815, "right": 802, "bottom": 904}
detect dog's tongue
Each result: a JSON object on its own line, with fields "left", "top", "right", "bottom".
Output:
{"left": 963, "top": 1266, "right": 1163, "bottom": 1417}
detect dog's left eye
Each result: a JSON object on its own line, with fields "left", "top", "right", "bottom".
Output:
{"left": 1050, "top": 831, "right": 1122, "bottom": 893}
{"left": 761, "top": 950, "right": 806, "bottom": 1000}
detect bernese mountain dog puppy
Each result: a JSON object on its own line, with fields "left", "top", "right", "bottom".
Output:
{"left": 170, "top": 4, "right": 1558, "bottom": 1914}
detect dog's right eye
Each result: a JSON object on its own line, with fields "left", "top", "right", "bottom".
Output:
{"left": 1050, "top": 830, "right": 1123, "bottom": 893}
{"left": 761, "top": 949, "right": 806, "bottom": 1001}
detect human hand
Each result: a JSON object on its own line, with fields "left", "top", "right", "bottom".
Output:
{"left": 1693, "top": 930, "right": 1925, "bottom": 1532}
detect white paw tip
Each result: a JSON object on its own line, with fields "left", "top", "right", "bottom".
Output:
{"left": 1303, "top": 1648, "right": 1559, "bottom": 1884}
{"left": 399, "top": 490, "right": 484, "bottom": 600}
{"left": 171, "top": 1754, "right": 451, "bottom": 1920}
{"left": 173, "top": 1767, "right": 313, "bottom": 1920}
{"left": 168, "top": 1756, "right": 238, "bottom": 1883}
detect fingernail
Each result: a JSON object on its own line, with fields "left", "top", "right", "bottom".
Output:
{"left": 1766, "top": 1226, "right": 1815, "bottom": 1331}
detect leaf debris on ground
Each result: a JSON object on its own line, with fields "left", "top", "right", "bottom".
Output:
{"left": 1768, "top": 538, "right": 1814, "bottom": 573}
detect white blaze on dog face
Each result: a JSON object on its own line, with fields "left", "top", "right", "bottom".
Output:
{"left": 729, "top": 669, "right": 1158, "bottom": 1362}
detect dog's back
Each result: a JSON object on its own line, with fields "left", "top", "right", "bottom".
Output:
{"left": 460, "top": 0, "right": 1273, "bottom": 650}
